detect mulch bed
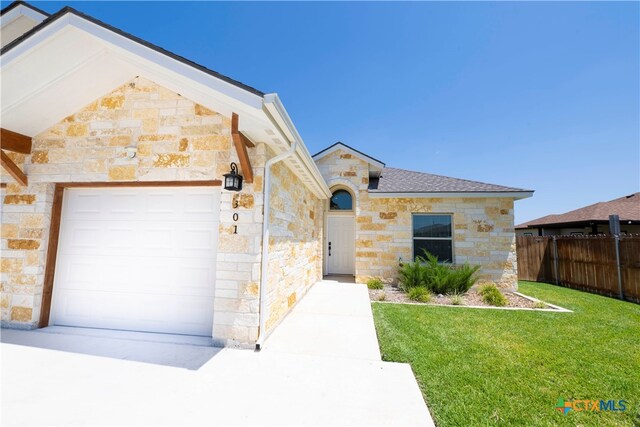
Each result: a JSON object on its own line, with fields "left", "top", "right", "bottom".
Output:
{"left": 369, "top": 284, "right": 556, "bottom": 309}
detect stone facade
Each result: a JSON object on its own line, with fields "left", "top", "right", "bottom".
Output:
{"left": 0, "top": 77, "right": 267, "bottom": 346}
{"left": 265, "top": 151, "right": 324, "bottom": 333}
{"left": 315, "top": 148, "right": 518, "bottom": 289}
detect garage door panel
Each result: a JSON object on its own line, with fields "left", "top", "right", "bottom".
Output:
{"left": 55, "top": 290, "right": 215, "bottom": 335}
{"left": 57, "top": 255, "right": 215, "bottom": 295}
{"left": 50, "top": 187, "right": 220, "bottom": 336}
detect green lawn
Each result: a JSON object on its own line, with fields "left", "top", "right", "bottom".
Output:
{"left": 372, "top": 281, "right": 640, "bottom": 426}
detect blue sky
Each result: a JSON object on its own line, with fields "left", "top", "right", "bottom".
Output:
{"left": 13, "top": 1, "right": 640, "bottom": 223}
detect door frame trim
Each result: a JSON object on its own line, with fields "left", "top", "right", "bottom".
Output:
{"left": 39, "top": 180, "right": 221, "bottom": 327}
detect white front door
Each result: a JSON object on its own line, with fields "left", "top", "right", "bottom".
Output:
{"left": 50, "top": 187, "right": 220, "bottom": 336}
{"left": 327, "top": 216, "right": 355, "bottom": 275}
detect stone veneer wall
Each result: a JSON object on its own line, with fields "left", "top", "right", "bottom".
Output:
{"left": 315, "top": 149, "right": 518, "bottom": 289}
{"left": 264, "top": 151, "right": 324, "bottom": 333}
{"left": 1, "top": 77, "right": 265, "bottom": 346}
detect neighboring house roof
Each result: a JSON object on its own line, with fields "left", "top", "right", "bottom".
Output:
{"left": 368, "top": 167, "right": 532, "bottom": 198}
{"left": 516, "top": 193, "right": 640, "bottom": 229}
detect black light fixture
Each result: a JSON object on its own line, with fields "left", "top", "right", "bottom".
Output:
{"left": 224, "top": 162, "right": 243, "bottom": 191}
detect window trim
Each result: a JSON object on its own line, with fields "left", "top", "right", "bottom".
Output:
{"left": 329, "top": 188, "right": 354, "bottom": 212}
{"left": 411, "top": 213, "right": 454, "bottom": 263}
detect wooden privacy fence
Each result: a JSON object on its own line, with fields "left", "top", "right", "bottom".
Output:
{"left": 516, "top": 235, "right": 640, "bottom": 303}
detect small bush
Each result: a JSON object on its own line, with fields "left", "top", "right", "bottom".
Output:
{"left": 378, "top": 292, "right": 387, "bottom": 301}
{"left": 479, "top": 283, "right": 507, "bottom": 307}
{"left": 398, "top": 260, "right": 424, "bottom": 291}
{"left": 533, "top": 301, "right": 547, "bottom": 309}
{"left": 450, "top": 293, "right": 464, "bottom": 306}
{"left": 408, "top": 286, "right": 432, "bottom": 303}
{"left": 398, "top": 251, "right": 480, "bottom": 295}
{"left": 367, "top": 277, "right": 384, "bottom": 290}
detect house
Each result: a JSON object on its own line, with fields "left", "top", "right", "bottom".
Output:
{"left": 314, "top": 142, "right": 532, "bottom": 286}
{"left": 515, "top": 193, "right": 640, "bottom": 237}
{"left": 0, "top": 1, "right": 532, "bottom": 348}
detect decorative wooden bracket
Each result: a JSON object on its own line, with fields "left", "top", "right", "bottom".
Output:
{"left": 231, "top": 113, "right": 254, "bottom": 184}
{"left": 1, "top": 150, "right": 28, "bottom": 186}
{"left": 1, "top": 128, "right": 32, "bottom": 154}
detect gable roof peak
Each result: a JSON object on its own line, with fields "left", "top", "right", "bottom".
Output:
{"left": 312, "top": 142, "right": 385, "bottom": 168}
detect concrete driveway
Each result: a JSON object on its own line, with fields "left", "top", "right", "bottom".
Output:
{"left": 1, "top": 279, "right": 433, "bottom": 426}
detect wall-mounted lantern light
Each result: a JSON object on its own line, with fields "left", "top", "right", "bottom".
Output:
{"left": 224, "top": 162, "right": 243, "bottom": 191}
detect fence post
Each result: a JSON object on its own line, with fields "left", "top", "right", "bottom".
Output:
{"left": 614, "top": 235, "right": 624, "bottom": 300}
{"left": 552, "top": 236, "right": 559, "bottom": 285}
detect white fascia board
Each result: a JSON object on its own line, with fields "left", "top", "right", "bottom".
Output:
{"left": 367, "top": 191, "right": 534, "bottom": 200}
{"left": 312, "top": 143, "right": 386, "bottom": 170}
{"left": 264, "top": 94, "right": 332, "bottom": 198}
{"left": 0, "top": 4, "right": 48, "bottom": 28}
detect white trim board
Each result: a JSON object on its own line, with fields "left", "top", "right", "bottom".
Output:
{"left": 313, "top": 143, "right": 386, "bottom": 170}
{"left": 0, "top": 3, "right": 48, "bottom": 29}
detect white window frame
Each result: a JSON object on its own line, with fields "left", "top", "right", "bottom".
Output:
{"left": 411, "top": 213, "right": 454, "bottom": 263}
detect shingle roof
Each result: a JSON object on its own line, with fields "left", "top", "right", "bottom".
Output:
{"left": 368, "top": 167, "right": 531, "bottom": 194}
{"left": 516, "top": 193, "right": 640, "bottom": 228}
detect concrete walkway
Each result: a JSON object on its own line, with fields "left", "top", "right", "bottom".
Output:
{"left": 1, "top": 279, "right": 434, "bottom": 426}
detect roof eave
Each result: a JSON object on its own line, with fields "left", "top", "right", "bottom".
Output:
{"left": 367, "top": 191, "right": 534, "bottom": 199}
{"left": 264, "top": 94, "right": 332, "bottom": 198}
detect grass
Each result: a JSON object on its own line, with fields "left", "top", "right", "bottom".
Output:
{"left": 372, "top": 281, "right": 640, "bottom": 426}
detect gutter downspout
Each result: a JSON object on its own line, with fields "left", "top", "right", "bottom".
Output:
{"left": 255, "top": 138, "right": 297, "bottom": 350}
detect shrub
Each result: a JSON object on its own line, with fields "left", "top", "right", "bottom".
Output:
{"left": 398, "top": 251, "right": 480, "bottom": 295}
{"left": 408, "top": 286, "right": 432, "bottom": 303}
{"left": 378, "top": 292, "right": 387, "bottom": 302}
{"left": 533, "top": 301, "right": 547, "bottom": 309}
{"left": 450, "top": 293, "right": 464, "bottom": 306}
{"left": 398, "top": 259, "right": 424, "bottom": 291}
{"left": 367, "top": 277, "right": 384, "bottom": 290}
{"left": 479, "top": 283, "right": 507, "bottom": 307}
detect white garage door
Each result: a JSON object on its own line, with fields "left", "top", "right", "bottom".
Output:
{"left": 50, "top": 186, "right": 220, "bottom": 336}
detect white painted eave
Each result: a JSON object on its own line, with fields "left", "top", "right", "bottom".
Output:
{"left": 263, "top": 94, "right": 332, "bottom": 199}
{"left": 367, "top": 191, "right": 534, "bottom": 200}
{"left": 1, "top": 11, "right": 267, "bottom": 136}
{"left": 0, "top": 3, "right": 48, "bottom": 28}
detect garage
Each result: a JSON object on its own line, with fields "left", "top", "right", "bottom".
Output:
{"left": 49, "top": 186, "right": 220, "bottom": 337}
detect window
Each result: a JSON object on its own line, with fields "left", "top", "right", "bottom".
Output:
{"left": 412, "top": 214, "right": 453, "bottom": 262}
{"left": 570, "top": 231, "right": 584, "bottom": 236}
{"left": 330, "top": 189, "right": 353, "bottom": 210}
{"left": 523, "top": 232, "right": 533, "bottom": 236}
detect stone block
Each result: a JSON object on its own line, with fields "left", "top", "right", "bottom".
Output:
{"left": 10, "top": 306, "right": 32, "bottom": 322}
{"left": 108, "top": 165, "right": 136, "bottom": 181}
{"left": 3, "top": 195, "right": 36, "bottom": 205}
{"left": 7, "top": 239, "right": 40, "bottom": 250}
{"left": 66, "top": 123, "right": 88, "bottom": 137}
